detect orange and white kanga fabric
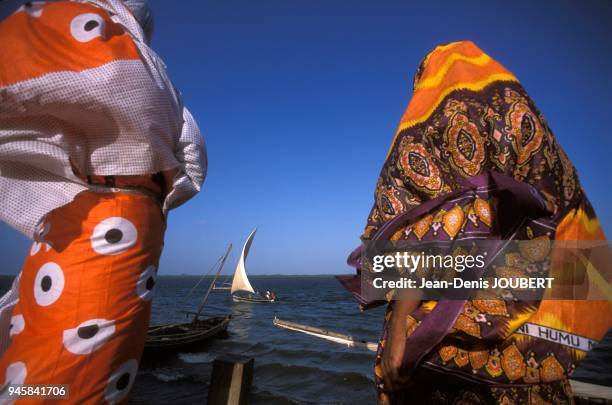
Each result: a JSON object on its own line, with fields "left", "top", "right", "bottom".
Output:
{"left": 1, "top": 191, "right": 165, "bottom": 404}
{"left": 0, "top": 0, "right": 206, "bottom": 239}
{"left": 0, "top": 0, "right": 205, "bottom": 403}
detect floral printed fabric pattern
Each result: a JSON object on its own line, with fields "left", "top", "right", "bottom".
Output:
{"left": 364, "top": 83, "right": 581, "bottom": 240}
{"left": 354, "top": 41, "right": 611, "bottom": 404}
{"left": 375, "top": 364, "right": 574, "bottom": 405}
{"left": 0, "top": 191, "right": 164, "bottom": 404}
{"left": 362, "top": 40, "right": 590, "bottom": 242}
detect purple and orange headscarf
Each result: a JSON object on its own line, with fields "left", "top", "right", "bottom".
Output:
{"left": 341, "top": 41, "right": 610, "bottom": 381}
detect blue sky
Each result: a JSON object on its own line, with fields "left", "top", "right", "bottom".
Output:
{"left": 1, "top": 0, "right": 611, "bottom": 275}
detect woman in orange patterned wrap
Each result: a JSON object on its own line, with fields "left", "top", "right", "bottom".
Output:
{"left": 341, "top": 41, "right": 611, "bottom": 404}
{"left": 0, "top": 0, "right": 205, "bottom": 403}
{"left": 2, "top": 191, "right": 164, "bottom": 403}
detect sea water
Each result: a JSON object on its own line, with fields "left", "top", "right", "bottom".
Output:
{"left": 0, "top": 275, "right": 609, "bottom": 404}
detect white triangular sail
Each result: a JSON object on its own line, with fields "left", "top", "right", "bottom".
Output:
{"left": 231, "top": 229, "right": 257, "bottom": 294}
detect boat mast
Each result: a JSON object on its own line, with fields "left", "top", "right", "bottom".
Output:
{"left": 192, "top": 244, "right": 232, "bottom": 323}
{"left": 185, "top": 254, "right": 223, "bottom": 299}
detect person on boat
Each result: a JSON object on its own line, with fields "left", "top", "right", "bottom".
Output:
{"left": 265, "top": 290, "right": 271, "bottom": 300}
{"left": 341, "top": 41, "right": 611, "bottom": 403}
{"left": 0, "top": 0, "right": 205, "bottom": 402}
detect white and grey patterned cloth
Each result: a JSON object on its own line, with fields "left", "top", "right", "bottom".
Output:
{"left": 0, "top": 0, "right": 207, "bottom": 239}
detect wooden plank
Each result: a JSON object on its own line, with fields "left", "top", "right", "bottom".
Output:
{"left": 273, "top": 317, "right": 378, "bottom": 351}
{"left": 207, "top": 355, "right": 254, "bottom": 405}
{"left": 273, "top": 318, "right": 612, "bottom": 402}
{"left": 571, "top": 379, "right": 612, "bottom": 402}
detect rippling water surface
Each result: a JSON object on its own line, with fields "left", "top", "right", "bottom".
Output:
{"left": 132, "top": 276, "right": 385, "bottom": 404}
{"left": 0, "top": 275, "right": 609, "bottom": 404}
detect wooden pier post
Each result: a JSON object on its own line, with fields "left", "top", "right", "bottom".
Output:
{"left": 207, "top": 355, "right": 254, "bottom": 405}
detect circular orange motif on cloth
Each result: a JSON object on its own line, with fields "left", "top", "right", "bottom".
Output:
{"left": 442, "top": 205, "right": 465, "bottom": 239}
{"left": 398, "top": 138, "right": 444, "bottom": 193}
{"left": 504, "top": 91, "right": 545, "bottom": 166}
{"left": 518, "top": 235, "right": 551, "bottom": 262}
{"left": 445, "top": 113, "right": 486, "bottom": 177}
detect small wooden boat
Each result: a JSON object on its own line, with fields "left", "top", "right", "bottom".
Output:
{"left": 233, "top": 294, "right": 275, "bottom": 303}
{"left": 230, "top": 229, "right": 276, "bottom": 303}
{"left": 145, "top": 315, "right": 231, "bottom": 351}
{"left": 144, "top": 245, "right": 233, "bottom": 354}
